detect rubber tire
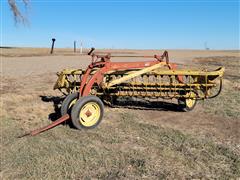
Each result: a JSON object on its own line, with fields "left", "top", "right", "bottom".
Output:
{"left": 178, "top": 98, "right": 197, "bottom": 112}
{"left": 71, "top": 96, "right": 104, "bottom": 129}
{"left": 61, "top": 92, "right": 79, "bottom": 116}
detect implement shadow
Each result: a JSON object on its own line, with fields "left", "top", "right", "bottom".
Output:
{"left": 40, "top": 95, "right": 63, "bottom": 120}
{"left": 40, "top": 95, "right": 182, "bottom": 117}
{"left": 111, "top": 98, "right": 182, "bottom": 112}
{"left": 40, "top": 95, "right": 75, "bottom": 128}
{"left": 39, "top": 95, "right": 182, "bottom": 127}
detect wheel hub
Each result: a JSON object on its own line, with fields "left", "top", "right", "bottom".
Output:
{"left": 186, "top": 92, "right": 196, "bottom": 108}
{"left": 85, "top": 109, "right": 92, "bottom": 117}
{"left": 79, "top": 102, "right": 100, "bottom": 127}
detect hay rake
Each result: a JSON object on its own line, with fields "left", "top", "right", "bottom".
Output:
{"left": 21, "top": 48, "right": 224, "bottom": 136}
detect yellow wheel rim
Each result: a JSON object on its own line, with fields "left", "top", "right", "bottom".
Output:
{"left": 185, "top": 92, "right": 196, "bottom": 108}
{"left": 79, "top": 102, "right": 101, "bottom": 127}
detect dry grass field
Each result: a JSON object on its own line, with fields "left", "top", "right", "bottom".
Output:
{"left": 1, "top": 48, "right": 240, "bottom": 179}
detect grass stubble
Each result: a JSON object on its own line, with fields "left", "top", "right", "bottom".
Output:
{"left": 0, "top": 56, "right": 239, "bottom": 179}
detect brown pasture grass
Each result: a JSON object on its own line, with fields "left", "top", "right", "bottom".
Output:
{"left": 1, "top": 111, "right": 240, "bottom": 179}
{"left": 1, "top": 54, "right": 240, "bottom": 179}
{"left": 0, "top": 47, "right": 138, "bottom": 57}
{"left": 192, "top": 56, "right": 240, "bottom": 119}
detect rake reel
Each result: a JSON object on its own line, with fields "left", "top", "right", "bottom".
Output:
{"left": 21, "top": 48, "right": 224, "bottom": 136}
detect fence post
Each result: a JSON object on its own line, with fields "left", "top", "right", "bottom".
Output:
{"left": 74, "top": 41, "right": 76, "bottom": 53}
{"left": 50, "top": 38, "right": 56, "bottom": 54}
{"left": 80, "top": 41, "right": 83, "bottom": 54}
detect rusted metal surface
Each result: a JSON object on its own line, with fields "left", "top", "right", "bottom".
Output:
{"left": 54, "top": 49, "right": 223, "bottom": 100}
{"left": 90, "top": 50, "right": 169, "bottom": 63}
{"left": 24, "top": 48, "right": 224, "bottom": 136}
{"left": 78, "top": 50, "right": 178, "bottom": 97}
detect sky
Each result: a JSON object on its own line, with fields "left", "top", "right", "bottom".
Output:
{"left": 1, "top": 0, "right": 239, "bottom": 50}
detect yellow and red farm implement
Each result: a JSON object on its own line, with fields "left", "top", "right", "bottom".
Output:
{"left": 21, "top": 48, "right": 224, "bottom": 136}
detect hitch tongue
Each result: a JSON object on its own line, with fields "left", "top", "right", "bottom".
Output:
{"left": 18, "top": 114, "right": 70, "bottom": 138}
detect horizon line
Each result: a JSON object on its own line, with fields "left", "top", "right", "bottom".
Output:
{"left": 1, "top": 46, "right": 239, "bottom": 51}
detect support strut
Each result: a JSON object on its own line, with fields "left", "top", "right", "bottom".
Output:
{"left": 18, "top": 114, "right": 70, "bottom": 137}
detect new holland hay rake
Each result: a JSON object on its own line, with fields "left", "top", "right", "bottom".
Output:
{"left": 21, "top": 48, "right": 224, "bottom": 136}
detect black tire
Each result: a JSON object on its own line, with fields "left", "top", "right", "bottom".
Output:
{"left": 71, "top": 96, "right": 104, "bottom": 129}
{"left": 178, "top": 98, "right": 197, "bottom": 112}
{"left": 61, "top": 92, "right": 79, "bottom": 116}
